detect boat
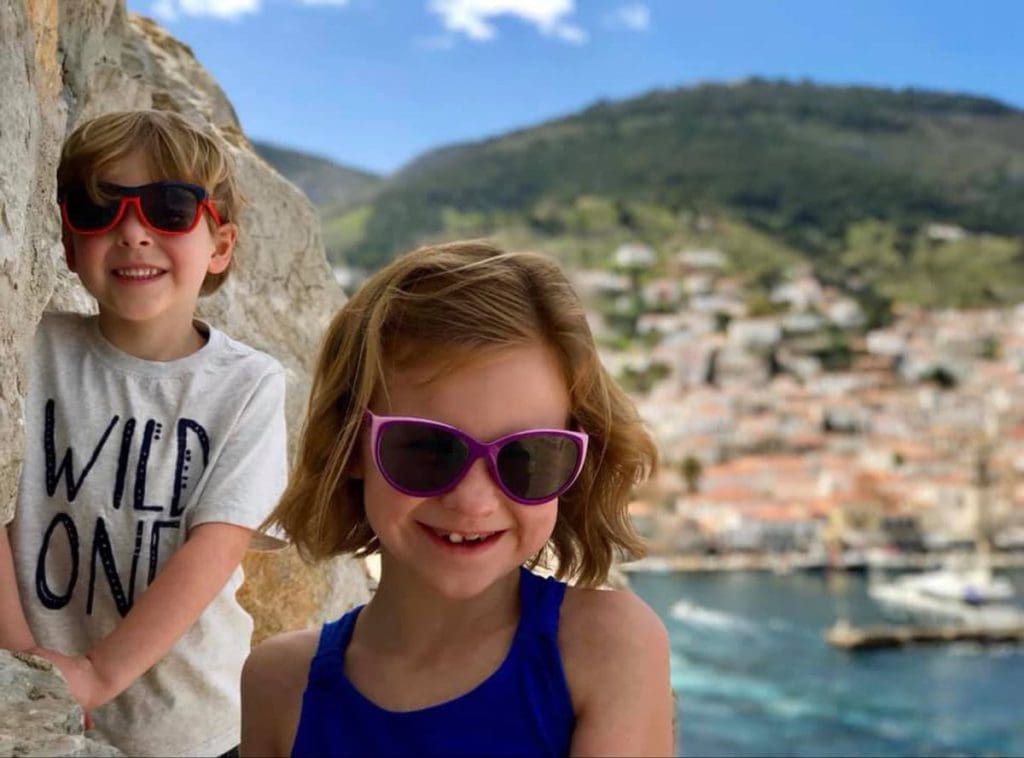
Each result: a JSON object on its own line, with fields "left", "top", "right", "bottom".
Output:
{"left": 881, "top": 562, "right": 1013, "bottom": 602}
{"left": 868, "top": 561, "right": 1022, "bottom": 627}
{"left": 867, "top": 430, "right": 1024, "bottom": 628}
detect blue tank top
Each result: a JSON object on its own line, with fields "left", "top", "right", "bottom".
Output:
{"left": 291, "top": 567, "right": 575, "bottom": 758}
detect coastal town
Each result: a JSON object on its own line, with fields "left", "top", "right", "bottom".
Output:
{"left": 569, "top": 234, "right": 1024, "bottom": 571}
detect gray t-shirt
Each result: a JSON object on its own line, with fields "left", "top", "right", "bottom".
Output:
{"left": 11, "top": 312, "right": 287, "bottom": 756}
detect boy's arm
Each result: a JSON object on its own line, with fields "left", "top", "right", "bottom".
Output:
{"left": 0, "top": 525, "right": 36, "bottom": 652}
{"left": 34, "top": 522, "right": 253, "bottom": 712}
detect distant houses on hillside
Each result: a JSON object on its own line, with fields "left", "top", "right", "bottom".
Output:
{"left": 575, "top": 241, "right": 1024, "bottom": 560}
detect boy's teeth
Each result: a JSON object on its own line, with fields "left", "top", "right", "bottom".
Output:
{"left": 116, "top": 267, "right": 162, "bottom": 278}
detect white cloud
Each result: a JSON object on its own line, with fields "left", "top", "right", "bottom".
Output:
{"left": 151, "top": 0, "right": 178, "bottom": 21}
{"left": 428, "top": 0, "right": 588, "bottom": 44}
{"left": 150, "top": 0, "right": 348, "bottom": 22}
{"left": 151, "top": 0, "right": 261, "bottom": 21}
{"left": 179, "top": 0, "right": 261, "bottom": 18}
{"left": 607, "top": 3, "right": 650, "bottom": 32}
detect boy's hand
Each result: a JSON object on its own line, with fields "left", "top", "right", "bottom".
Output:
{"left": 27, "top": 646, "right": 108, "bottom": 726}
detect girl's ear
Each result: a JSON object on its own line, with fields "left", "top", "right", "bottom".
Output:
{"left": 207, "top": 222, "right": 238, "bottom": 275}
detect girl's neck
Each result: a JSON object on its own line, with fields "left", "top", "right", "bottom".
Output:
{"left": 360, "top": 562, "right": 521, "bottom": 654}
{"left": 98, "top": 311, "right": 206, "bottom": 361}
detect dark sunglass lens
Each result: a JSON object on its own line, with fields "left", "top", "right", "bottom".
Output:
{"left": 496, "top": 434, "right": 580, "bottom": 501}
{"left": 378, "top": 422, "right": 469, "bottom": 494}
{"left": 141, "top": 184, "right": 200, "bottom": 231}
{"left": 64, "top": 186, "right": 119, "bottom": 230}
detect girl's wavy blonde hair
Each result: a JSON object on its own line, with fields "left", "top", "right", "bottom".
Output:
{"left": 57, "top": 109, "right": 244, "bottom": 295}
{"left": 268, "top": 240, "right": 657, "bottom": 586}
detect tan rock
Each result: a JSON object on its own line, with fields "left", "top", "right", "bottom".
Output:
{"left": 240, "top": 550, "right": 373, "bottom": 645}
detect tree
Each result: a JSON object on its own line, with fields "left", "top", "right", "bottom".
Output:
{"left": 680, "top": 455, "right": 703, "bottom": 494}
{"left": 839, "top": 219, "right": 902, "bottom": 288}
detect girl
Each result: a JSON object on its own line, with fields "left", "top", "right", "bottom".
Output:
{"left": 241, "top": 241, "right": 674, "bottom": 757}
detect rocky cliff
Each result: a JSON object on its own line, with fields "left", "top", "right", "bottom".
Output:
{"left": 1, "top": 1, "right": 371, "bottom": 750}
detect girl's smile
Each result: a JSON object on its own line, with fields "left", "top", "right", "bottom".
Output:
{"left": 419, "top": 522, "right": 506, "bottom": 550}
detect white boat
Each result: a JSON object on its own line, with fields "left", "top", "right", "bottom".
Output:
{"left": 895, "top": 564, "right": 1013, "bottom": 603}
{"left": 868, "top": 563, "right": 1022, "bottom": 627}
{"left": 867, "top": 427, "right": 1024, "bottom": 630}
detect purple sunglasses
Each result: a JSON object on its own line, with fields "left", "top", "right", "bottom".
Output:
{"left": 365, "top": 411, "right": 589, "bottom": 505}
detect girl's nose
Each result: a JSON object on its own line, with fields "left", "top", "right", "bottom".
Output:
{"left": 116, "top": 201, "right": 152, "bottom": 247}
{"left": 439, "top": 458, "right": 501, "bottom": 516}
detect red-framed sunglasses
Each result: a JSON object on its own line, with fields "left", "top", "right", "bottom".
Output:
{"left": 59, "top": 181, "right": 222, "bottom": 236}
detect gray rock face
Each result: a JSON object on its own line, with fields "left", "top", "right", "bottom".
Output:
{"left": 1, "top": 0, "right": 372, "bottom": 747}
{"left": 0, "top": 651, "right": 121, "bottom": 756}
{"left": 0, "top": 0, "right": 65, "bottom": 525}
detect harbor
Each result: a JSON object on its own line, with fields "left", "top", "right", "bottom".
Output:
{"left": 625, "top": 546, "right": 1024, "bottom": 654}
{"left": 629, "top": 568, "right": 1024, "bottom": 757}
{"left": 825, "top": 620, "right": 1024, "bottom": 650}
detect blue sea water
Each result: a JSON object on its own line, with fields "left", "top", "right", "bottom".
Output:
{"left": 628, "top": 569, "right": 1024, "bottom": 757}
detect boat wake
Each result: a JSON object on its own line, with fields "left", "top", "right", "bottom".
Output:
{"left": 669, "top": 599, "right": 757, "bottom": 633}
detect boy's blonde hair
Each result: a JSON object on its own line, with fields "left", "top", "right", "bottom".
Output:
{"left": 57, "top": 109, "right": 244, "bottom": 295}
{"left": 268, "top": 240, "right": 658, "bottom": 587}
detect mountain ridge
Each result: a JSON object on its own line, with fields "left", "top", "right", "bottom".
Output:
{"left": 392, "top": 78, "right": 1019, "bottom": 179}
{"left": 344, "top": 79, "right": 1024, "bottom": 268}
{"left": 258, "top": 79, "right": 1024, "bottom": 306}
{"left": 252, "top": 139, "right": 380, "bottom": 210}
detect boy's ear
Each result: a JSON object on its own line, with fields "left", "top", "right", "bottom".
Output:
{"left": 62, "top": 230, "right": 78, "bottom": 273}
{"left": 207, "top": 222, "right": 238, "bottom": 275}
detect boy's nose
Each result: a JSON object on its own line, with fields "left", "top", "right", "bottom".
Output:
{"left": 116, "top": 202, "right": 152, "bottom": 247}
{"left": 439, "top": 458, "right": 501, "bottom": 516}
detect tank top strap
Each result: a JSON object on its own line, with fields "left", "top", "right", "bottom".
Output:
{"left": 306, "top": 605, "right": 363, "bottom": 688}
{"left": 516, "top": 566, "right": 567, "bottom": 639}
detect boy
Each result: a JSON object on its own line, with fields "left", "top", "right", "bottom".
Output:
{"left": 0, "top": 110, "right": 287, "bottom": 756}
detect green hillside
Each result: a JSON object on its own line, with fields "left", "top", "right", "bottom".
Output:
{"left": 252, "top": 140, "right": 380, "bottom": 211}
{"left": 334, "top": 79, "right": 1024, "bottom": 276}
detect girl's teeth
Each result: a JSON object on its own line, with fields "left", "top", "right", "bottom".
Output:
{"left": 436, "top": 530, "right": 489, "bottom": 544}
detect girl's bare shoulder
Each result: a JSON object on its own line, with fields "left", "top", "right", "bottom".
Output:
{"left": 241, "top": 629, "right": 321, "bottom": 756}
{"left": 557, "top": 585, "right": 674, "bottom": 755}
{"left": 244, "top": 628, "right": 321, "bottom": 685}
{"left": 558, "top": 584, "right": 668, "bottom": 672}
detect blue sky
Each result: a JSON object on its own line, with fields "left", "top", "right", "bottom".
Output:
{"left": 126, "top": 0, "right": 1024, "bottom": 175}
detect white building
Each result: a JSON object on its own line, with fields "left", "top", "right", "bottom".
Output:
{"left": 677, "top": 248, "right": 727, "bottom": 271}
{"left": 614, "top": 243, "right": 656, "bottom": 269}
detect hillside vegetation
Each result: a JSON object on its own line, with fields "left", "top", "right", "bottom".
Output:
{"left": 253, "top": 140, "right": 379, "bottom": 210}
{"left": 263, "top": 79, "right": 1024, "bottom": 313}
